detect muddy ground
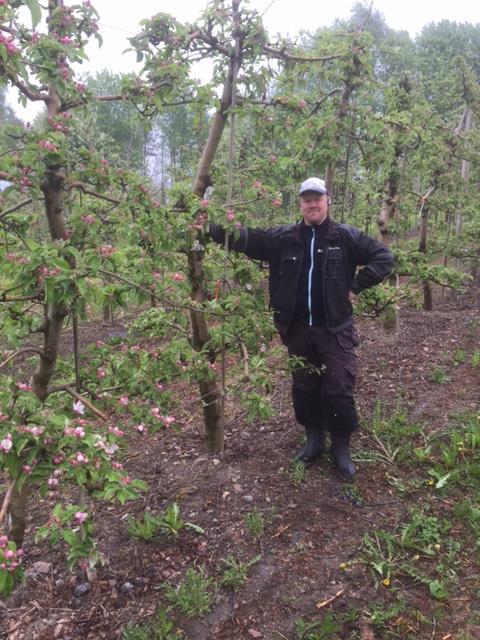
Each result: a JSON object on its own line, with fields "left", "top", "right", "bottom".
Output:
{"left": 1, "top": 282, "right": 479, "bottom": 640}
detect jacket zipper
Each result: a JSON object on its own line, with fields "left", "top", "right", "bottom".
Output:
{"left": 322, "top": 241, "right": 330, "bottom": 330}
{"left": 307, "top": 228, "right": 315, "bottom": 326}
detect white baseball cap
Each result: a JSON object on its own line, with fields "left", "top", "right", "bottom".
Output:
{"left": 299, "top": 177, "right": 328, "bottom": 195}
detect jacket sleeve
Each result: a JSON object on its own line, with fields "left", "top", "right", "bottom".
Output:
{"left": 208, "top": 223, "right": 272, "bottom": 262}
{"left": 348, "top": 228, "right": 395, "bottom": 294}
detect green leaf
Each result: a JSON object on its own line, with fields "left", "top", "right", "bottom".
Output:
{"left": 25, "top": 0, "right": 42, "bottom": 29}
{"left": 429, "top": 580, "right": 448, "bottom": 600}
{"left": 185, "top": 522, "right": 204, "bottom": 534}
{"left": 1, "top": 185, "right": 17, "bottom": 198}
{"left": 62, "top": 530, "right": 77, "bottom": 546}
{"left": 435, "top": 473, "right": 451, "bottom": 489}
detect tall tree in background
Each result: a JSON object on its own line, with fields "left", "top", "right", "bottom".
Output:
{"left": 84, "top": 70, "right": 148, "bottom": 173}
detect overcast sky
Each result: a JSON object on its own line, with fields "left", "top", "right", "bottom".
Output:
{"left": 85, "top": 0, "right": 480, "bottom": 70}
{"left": 7, "top": 0, "right": 480, "bottom": 119}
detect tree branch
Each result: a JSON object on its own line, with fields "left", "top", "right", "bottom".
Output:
{"left": 68, "top": 182, "right": 121, "bottom": 204}
{"left": 0, "top": 294, "right": 41, "bottom": 302}
{"left": 0, "top": 478, "right": 17, "bottom": 528}
{"left": 96, "top": 268, "right": 190, "bottom": 331}
{"left": 59, "top": 386, "right": 109, "bottom": 422}
{"left": 0, "top": 347, "right": 44, "bottom": 370}
{"left": 262, "top": 45, "right": 344, "bottom": 63}
{"left": 0, "top": 198, "right": 33, "bottom": 221}
{"left": 7, "top": 73, "right": 47, "bottom": 103}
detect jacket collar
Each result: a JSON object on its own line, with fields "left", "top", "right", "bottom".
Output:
{"left": 285, "top": 217, "right": 339, "bottom": 242}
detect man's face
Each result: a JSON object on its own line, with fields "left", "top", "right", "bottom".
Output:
{"left": 299, "top": 191, "right": 328, "bottom": 226}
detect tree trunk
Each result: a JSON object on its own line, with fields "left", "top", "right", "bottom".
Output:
{"left": 378, "top": 172, "right": 400, "bottom": 330}
{"left": 7, "top": 483, "right": 28, "bottom": 548}
{"left": 419, "top": 203, "right": 433, "bottom": 310}
{"left": 325, "top": 37, "right": 364, "bottom": 197}
{"left": 455, "top": 106, "right": 472, "bottom": 237}
{"left": 31, "top": 166, "right": 68, "bottom": 400}
{"left": 186, "top": 0, "right": 242, "bottom": 453}
{"left": 14, "top": 0, "right": 69, "bottom": 540}
{"left": 378, "top": 174, "right": 399, "bottom": 246}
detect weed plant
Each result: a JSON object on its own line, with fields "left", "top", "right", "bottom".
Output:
{"left": 361, "top": 506, "right": 458, "bottom": 601}
{"left": 220, "top": 554, "right": 261, "bottom": 590}
{"left": 244, "top": 508, "right": 266, "bottom": 539}
{"left": 122, "top": 609, "right": 183, "bottom": 640}
{"left": 294, "top": 613, "right": 342, "bottom": 639}
{"left": 365, "top": 401, "right": 422, "bottom": 464}
{"left": 164, "top": 567, "right": 215, "bottom": 618}
{"left": 127, "top": 503, "right": 204, "bottom": 541}
{"left": 289, "top": 460, "right": 307, "bottom": 484}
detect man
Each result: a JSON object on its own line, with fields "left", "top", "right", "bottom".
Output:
{"left": 207, "top": 177, "right": 394, "bottom": 479}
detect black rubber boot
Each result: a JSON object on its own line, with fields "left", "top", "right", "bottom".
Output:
{"left": 331, "top": 433, "right": 356, "bottom": 480}
{"left": 294, "top": 426, "right": 328, "bottom": 464}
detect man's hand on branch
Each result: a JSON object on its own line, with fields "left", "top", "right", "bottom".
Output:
{"left": 189, "top": 211, "right": 207, "bottom": 232}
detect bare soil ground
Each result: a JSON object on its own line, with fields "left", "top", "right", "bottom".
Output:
{"left": 1, "top": 283, "right": 479, "bottom": 640}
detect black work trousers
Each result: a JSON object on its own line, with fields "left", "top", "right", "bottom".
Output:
{"left": 287, "top": 321, "right": 359, "bottom": 437}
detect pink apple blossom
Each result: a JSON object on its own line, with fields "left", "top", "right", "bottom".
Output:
{"left": 0, "top": 435, "right": 12, "bottom": 453}
{"left": 17, "top": 382, "right": 32, "bottom": 391}
{"left": 108, "top": 426, "right": 124, "bottom": 437}
{"left": 225, "top": 209, "right": 235, "bottom": 222}
{"left": 172, "top": 272, "right": 184, "bottom": 282}
{"left": 57, "top": 63, "right": 70, "bottom": 80}
{"left": 98, "top": 244, "right": 115, "bottom": 257}
{"left": 73, "top": 512, "right": 88, "bottom": 524}
{"left": 38, "top": 140, "right": 57, "bottom": 152}
{"left": 119, "top": 396, "right": 129, "bottom": 406}
{"left": 5, "top": 40, "right": 20, "bottom": 55}
{"left": 73, "top": 400, "right": 85, "bottom": 415}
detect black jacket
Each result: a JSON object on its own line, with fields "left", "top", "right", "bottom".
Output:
{"left": 209, "top": 217, "right": 394, "bottom": 341}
